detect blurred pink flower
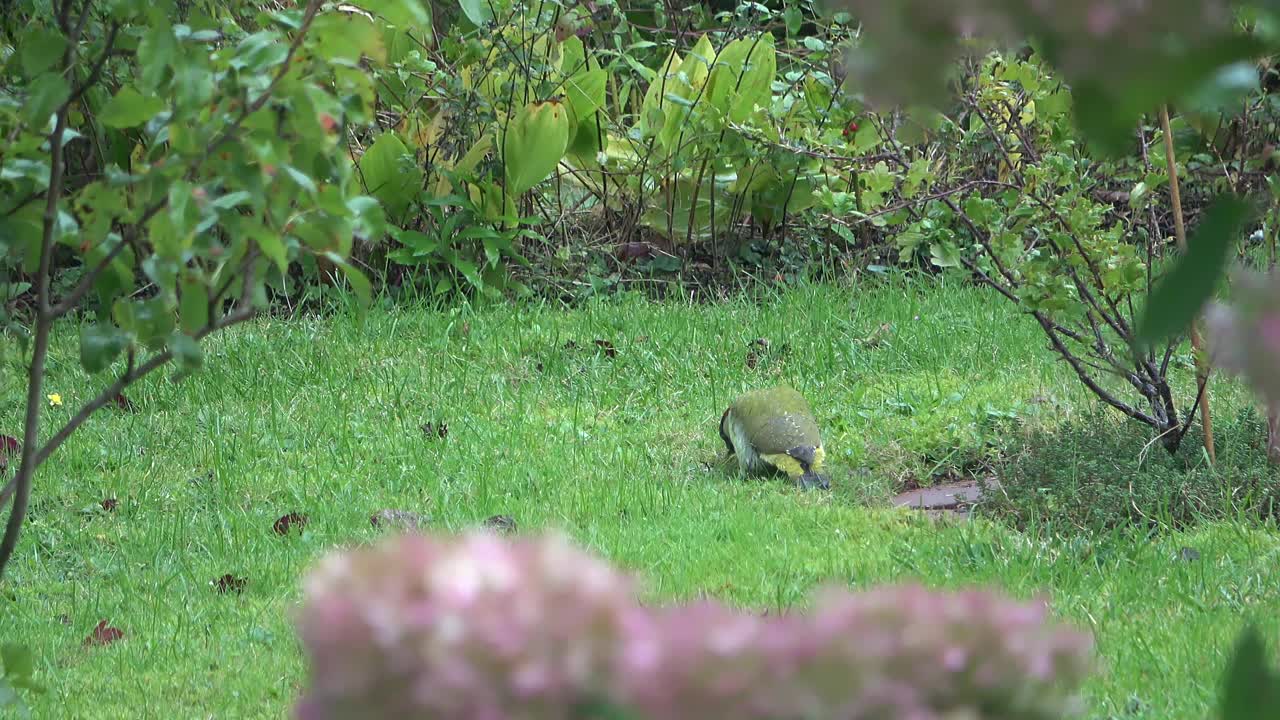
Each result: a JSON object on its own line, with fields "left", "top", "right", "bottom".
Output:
{"left": 1204, "top": 269, "right": 1280, "bottom": 408}
{"left": 294, "top": 532, "right": 1094, "bottom": 720}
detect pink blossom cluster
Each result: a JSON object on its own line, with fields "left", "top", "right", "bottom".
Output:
{"left": 293, "top": 531, "right": 1094, "bottom": 720}
{"left": 1204, "top": 269, "right": 1280, "bottom": 408}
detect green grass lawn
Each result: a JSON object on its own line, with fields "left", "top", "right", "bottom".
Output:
{"left": 2, "top": 275, "right": 1279, "bottom": 718}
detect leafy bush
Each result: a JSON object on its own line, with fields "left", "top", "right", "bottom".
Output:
{"left": 0, "top": 0, "right": 392, "bottom": 578}
{"left": 985, "top": 408, "right": 1280, "bottom": 532}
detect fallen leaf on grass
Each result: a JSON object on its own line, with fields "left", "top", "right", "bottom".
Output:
{"left": 615, "top": 242, "right": 654, "bottom": 262}
{"left": 84, "top": 620, "right": 124, "bottom": 647}
{"left": 274, "top": 512, "right": 309, "bottom": 536}
{"left": 483, "top": 514, "right": 517, "bottom": 534}
{"left": 212, "top": 574, "right": 247, "bottom": 595}
{"left": 0, "top": 435, "right": 18, "bottom": 473}
{"left": 420, "top": 421, "right": 449, "bottom": 440}
{"left": 858, "top": 323, "right": 893, "bottom": 349}
{"left": 593, "top": 339, "right": 617, "bottom": 359}
{"left": 111, "top": 393, "right": 137, "bottom": 412}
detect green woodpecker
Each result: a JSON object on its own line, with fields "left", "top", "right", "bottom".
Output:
{"left": 718, "top": 386, "right": 830, "bottom": 490}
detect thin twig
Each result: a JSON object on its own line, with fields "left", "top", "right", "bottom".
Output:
{"left": 1159, "top": 104, "right": 1215, "bottom": 464}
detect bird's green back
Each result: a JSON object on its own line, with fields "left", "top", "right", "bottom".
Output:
{"left": 729, "top": 386, "right": 821, "bottom": 454}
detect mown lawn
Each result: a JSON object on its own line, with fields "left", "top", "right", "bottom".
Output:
{"left": 2, "top": 275, "right": 1278, "bottom": 718}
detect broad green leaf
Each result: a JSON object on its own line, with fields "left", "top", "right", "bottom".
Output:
{"left": 172, "top": 60, "right": 215, "bottom": 110}
{"left": 1185, "top": 61, "right": 1259, "bottom": 113}
{"left": 783, "top": 6, "right": 802, "bottom": 36}
{"left": 79, "top": 324, "right": 129, "bottom": 373}
{"left": 1134, "top": 195, "right": 1255, "bottom": 349}
{"left": 639, "top": 50, "right": 681, "bottom": 137}
{"left": 502, "top": 100, "right": 570, "bottom": 197}
{"left": 23, "top": 73, "right": 70, "bottom": 126}
{"left": 309, "top": 13, "right": 386, "bottom": 65}
{"left": 1071, "top": 35, "right": 1264, "bottom": 157}
{"left": 2, "top": 205, "right": 44, "bottom": 274}
{"left": 563, "top": 69, "right": 607, "bottom": 128}
{"left": 128, "top": 297, "right": 178, "bottom": 351}
{"left": 136, "top": 24, "right": 178, "bottom": 92}
{"left": 178, "top": 274, "right": 209, "bottom": 335}
{"left": 231, "top": 31, "right": 289, "bottom": 72}
{"left": 347, "top": 195, "right": 388, "bottom": 243}
{"left": 703, "top": 38, "right": 750, "bottom": 120}
{"left": 728, "top": 33, "right": 774, "bottom": 124}
{"left": 326, "top": 252, "right": 372, "bottom": 307}
{"left": 19, "top": 27, "right": 67, "bottom": 77}
{"left": 458, "top": 0, "right": 492, "bottom": 27}
{"left": 930, "top": 242, "right": 961, "bottom": 268}
{"left": 0, "top": 644, "right": 35, "bottom": 681}
{"left": 100, "top": 86, "right": 166, "bottom": 129}
{"left": 168, "top": 332, "right": 204, "bottom": 377}
{"left": 561, "top": 35, "right": 587, "bottom": 76}
{"left": 0, "top": 160, "right": 51, "bottom": 188}
{"left": 361, "top": 0, "right": 430, "bottom": 29}
{"left": 282, "top": 165, "right": 318, "bottom": 195}
{"left": 680, "top": 34, "right": 716, "bottom": 94}
{"left": 251, "top": 225, "right": 289, "bottom": 274}
{"left": 358, "top": 133, "right": 422, "bottom": 219}
{"left": 1218, "top": 625, "right": 1278, "bottom": 720}
{"left": 566, "top": 112, "right": 603, "bottom": 160}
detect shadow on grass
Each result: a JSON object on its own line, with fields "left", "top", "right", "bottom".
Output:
{"left": 978, "top": 406, "right": 1280, "bottom": 533}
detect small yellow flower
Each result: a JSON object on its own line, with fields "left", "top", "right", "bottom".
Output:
{"left": 47, "top": 393, "right": 62, "bottom": 407}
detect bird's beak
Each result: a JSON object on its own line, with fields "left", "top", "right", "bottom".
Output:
{"left": 798, "top": 471, "right": 830, "bottom": 491}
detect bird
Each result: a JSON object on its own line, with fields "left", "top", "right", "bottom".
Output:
{"left": 718, "top": 386, "right": 830, "bottom": 490}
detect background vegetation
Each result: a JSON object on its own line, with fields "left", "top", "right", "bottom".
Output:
{"left": 4, "top": 0, "right": 1280, "bottom": 716}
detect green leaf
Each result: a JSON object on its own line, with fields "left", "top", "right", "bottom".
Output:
{"left": 130, "top": 298, "right": 178, "bottom": 351}
{"left": 1134, "top": 195, "right": 1255, "bottom": 350}
{"left": 502, "top": 100, "right": 570, "bottom": 197}
{"left": 1, "top": 644, "right": 35, "bottom": 681}
{"left": 730, "top": 33, "right": 775, "bottom": 124}
{"left": 79, "top": 324, "right": 130, "bottom": 373}
{"left": 250, "top": 225, "right": 290, "bottom": 275}
{"left": 358, "top": 133, "right": 422, "bottom": 220}
{"left": 457, "top": 0, "right": 492, "bottom": 27}
{"left": 282, "top": 165, "right": 318, "bottom": 195}
{"left": 783, "top": 6, "right": 802, "bottom": 36}
{"left": 309, "top": 13, "right": 386, "bottom": 65}
{"left": 325, "top": 252, "right": 372, "bottom": 308}
{"left": 231, "top": 31, "right": 289, "bottom": 72}
{"left": 1218, "top": 625, "right": 1278, "bottom": 720}
{"left": 0, "top": 677, "right": 30, "bottom": 720}
{"left": 19, "top": 27, "right": 67, "bottom": 77}
{"left": 930, "top": 242, "right": 961, "bottom": 268}
{"left": 178, "top": 274, "right": 209, "bottom": 335}
{"left": 136, "top": 24, "right": 178, "bottom": 92}
{"left": 361, "top": 0, "right": 430, "bottom": 28}
{"left": 100, "top": 86, "right": 166, "bottom": 129}
{"left": 24, "top": 73, "right": 70, "bottom": 126}
{"left": 168, "top": 332, "right": 203, "bottom": 377}
{"left": 1070, "top": 35, "right": 1264, "bottom": 157}
{"left": 563, "top": 68, "right": 607, "bottom": 127}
